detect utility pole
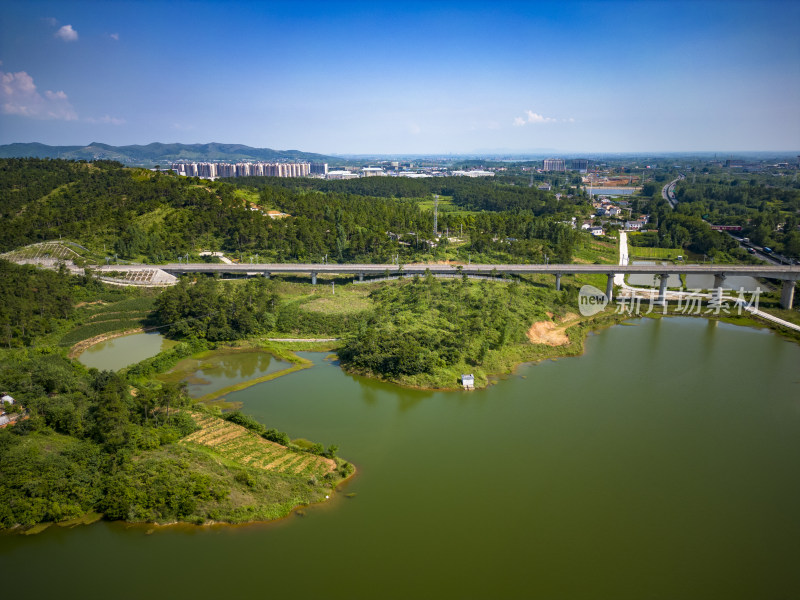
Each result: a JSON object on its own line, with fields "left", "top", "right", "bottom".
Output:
{"left": 433, "top": 194, "right": 439, "bottom": 237}
{"left": 332, "top": 281, "right": 335, "bottom": 295}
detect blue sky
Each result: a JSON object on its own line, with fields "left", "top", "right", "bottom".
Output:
{"left": 1, "top": 0, "right": 798, "bottom": 154}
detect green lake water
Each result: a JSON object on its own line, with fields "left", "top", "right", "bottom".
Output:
{"left": 165, "top": 351, "right": 292, "bottom": 398}
{"left": 4, "top": 317, "right": 800, "bottom": 599}
{"left": 77, "top": 332, "right": 176, "bottom": 371}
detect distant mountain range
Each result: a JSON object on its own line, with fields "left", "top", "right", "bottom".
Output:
{"left": 0, "top": 142, "right": 338, "bottom": 166}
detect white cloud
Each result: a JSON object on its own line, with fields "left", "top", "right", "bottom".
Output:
{"left": 86, "top": 114, "right": 126, "bottom": 125}
{"left": 0, "top": 70, "right": 77, "bottom": 120}
{"left": 514, "top": 110, "right": 561, "bottom": 126}
{"left": 55, "top": 25, "right": 78, "bottom": 42}
{"left": 43, "top": 17, "right": 59, "bottom": 27}
{"left": 110, "top": 33, "right": 119, "bottom": 41}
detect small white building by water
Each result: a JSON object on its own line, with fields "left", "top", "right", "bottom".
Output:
{"left": 461, "top": 374, "right": 475, "bottom": 390}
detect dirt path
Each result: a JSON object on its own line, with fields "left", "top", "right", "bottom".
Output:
{"left": 266, "top": 338, "right": 339, "bottom": 342}
{"left": 67, "top": 328, "right": 144, "bottom": 359}
{"left": 526, "top": 313, "right": 580, "bottom": 346}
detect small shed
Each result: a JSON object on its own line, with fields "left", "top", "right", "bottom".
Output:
{"left": 461, "top": 374, "right": 475, "bottom": 390}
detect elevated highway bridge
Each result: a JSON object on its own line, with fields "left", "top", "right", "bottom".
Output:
{"left": 96, "top": 262, "right": 800, "bottom": 309}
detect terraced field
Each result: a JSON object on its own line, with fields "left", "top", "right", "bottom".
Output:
{"left": 0, "top": 241, "right": 83, "bottom": 262}
{"left": 182, "top": 412, "right": 336, "bottom": 478}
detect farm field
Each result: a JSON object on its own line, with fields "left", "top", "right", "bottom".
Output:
{"left": 182, "top": 412, "right": 336, "bottom": 479}
{"left": 627, "top": 246, "right": 687, "bottom": 260}
{"left": 573, "top": 238, "right": 618, "bottom": 264}
{"left": 60, "top": 296, "right": 157, "bottom": 346}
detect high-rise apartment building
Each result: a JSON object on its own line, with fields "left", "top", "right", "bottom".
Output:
{"left": 569, "top": 159, "right": 589, "bottom": 172}
{"left": 543, "top": 158, "right": 566, "bottom": 172}
{"left": 170, "top": 161, "right": 311, "bottom": 179}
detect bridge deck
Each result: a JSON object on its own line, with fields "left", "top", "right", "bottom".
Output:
{"left": 95, "top": 263, "right": 800, "bottom": 280}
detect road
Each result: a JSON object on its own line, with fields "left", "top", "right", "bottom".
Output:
{"left": 614, "top": 231, "right": 629, "bottom": 287}
{"left": 661, "top": 175, "right": 683, "bottom": 208}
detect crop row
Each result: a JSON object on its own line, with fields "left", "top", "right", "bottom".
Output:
{"left": 183, "top": 412, "right": 335, "bottom": 477}
{"left": 60, "top": 319, "right": 146, "bottom": 345}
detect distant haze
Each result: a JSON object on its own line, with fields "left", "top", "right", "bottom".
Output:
{"left": 1, "top": 1, "right": 798, "bottom": 154}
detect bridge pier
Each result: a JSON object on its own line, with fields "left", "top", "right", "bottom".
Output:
{"left": 359, "top": 272, "right": 364, "bottom": 282}
{"left": 712, "top": 273, "right": 726, "bottom": 305}
{"left": 555, "top": 273, "right": 562, "bottom": 291}
{"left": 657, "top": 274, "right": 669, "bottom": 305}
{"left": 311, "top": 272, "right": 317, "bottom": 285}
{"left": 606, "top": 274, "right": 614, "bottom": 302}
{"left": 262, "top": 272, "right": 270, "bottom": 279}
{"left": 781, "top": 280, "right": 796, "bottom": 309}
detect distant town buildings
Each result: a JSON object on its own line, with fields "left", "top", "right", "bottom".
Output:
{"left": 361, "top": 167, "right": 386, "bottom": 177}
{"left": 171, "top": 161, "right": 312, "bottom": 179}
{"left": 326, "top": 170, "right": 360, "bottom": 180}
{"left": 451, "top": 170, "right": 494, "bottom": 177}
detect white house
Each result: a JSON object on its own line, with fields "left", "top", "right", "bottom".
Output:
{"left": 625, "top": 221, "right": 643, "bottom": 231}
{"left": 461, "top": 374, "right": 475, "bottom": 390}
{"left": 589, "top": 226, "right": 605, "bottom": 237}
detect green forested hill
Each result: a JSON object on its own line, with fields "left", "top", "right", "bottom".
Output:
{"left": 1, "top": 158, "right": 587, "bottom": 264}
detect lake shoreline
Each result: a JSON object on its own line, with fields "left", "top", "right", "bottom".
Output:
{"left": 7, "top": 467, "right": 358, "bottom": 535}
{"left": 68, "top": 327, "right": 146, "bottom": 360}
